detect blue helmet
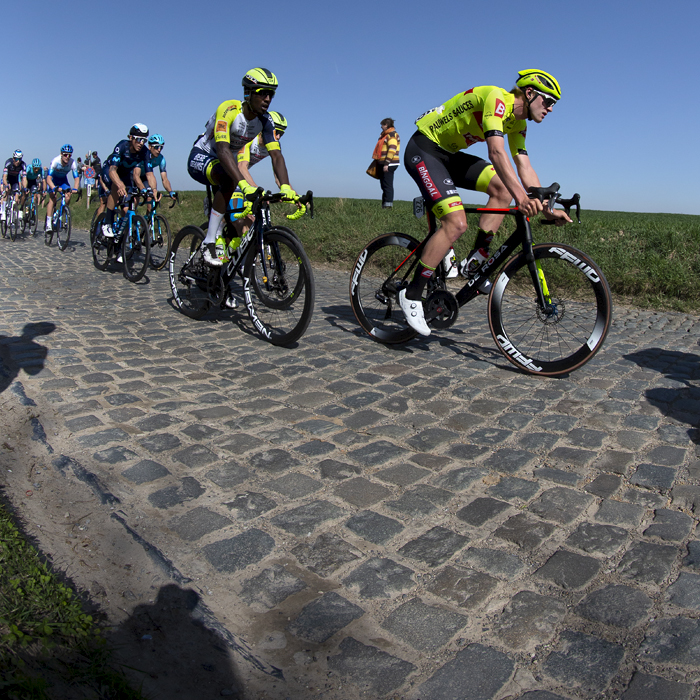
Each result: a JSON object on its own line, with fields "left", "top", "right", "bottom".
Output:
{"left": 13, "top": 149, "right": 22, "bottom": 159}
{"left": 148, "top": 134, "right": 165, "bottom": 146}
{"left": 61, "top": 144, "right": 73, "bottom": 154}
{"left": 32, "top": 158, "right": 41, "bottom": 169}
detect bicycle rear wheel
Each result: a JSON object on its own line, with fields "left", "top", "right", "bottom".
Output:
{"left": 122, "top": 214, "right": 150, "bottom": 282}
{"left": 169, "top": 226, "right": 212, "bottom": 319}
{"left": 90, "top": 213, "right": 114, "bottom": 271}
{"left": 243, "top": 228, "right": 314, "bottom": 345}
{"left": 349, "top": 232, "right": 420, "bottom": 344}
{"left": 488, "top": 243, "right": 612, "bottom": 376}
{"left": 56, "top": 206, "right": 71, "bottom": 251}
{"left": 149, "top": 214, "right": 171, "bottom": 270}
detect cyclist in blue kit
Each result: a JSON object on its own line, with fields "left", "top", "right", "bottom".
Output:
{"left": 45, "top": 145, "right": 79, "bottom": 235}
{"left": 100, "top": 123, "right": 157, "bottom": 237}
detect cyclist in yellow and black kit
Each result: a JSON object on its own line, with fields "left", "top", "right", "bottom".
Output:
{"left": 187, "top": 68, "right": 304, "bottom": 266}
{"left": 400, "top": 69, "right": 571, "bottom": 336}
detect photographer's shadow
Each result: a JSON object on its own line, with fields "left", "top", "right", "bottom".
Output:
{"left": 0, "top": 321, "right": 56, "bottom": 395}
{"left": 108, "top": 583, "right": 245, "bottom": 699}
{"left": 624, "top": 347, "right": 700, "bottom": 443}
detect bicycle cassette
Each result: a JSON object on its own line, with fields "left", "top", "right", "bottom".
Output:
{"left": 425, "top": 289, "right": 459, "bottom": 329}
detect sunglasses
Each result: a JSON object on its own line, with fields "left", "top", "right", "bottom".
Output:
{"left": 61, "top": 153, "right": 71, "bottom": 157}
{"left": 152, "top": 144, "right": 164, "bottom": 150}
{"left": 133, "top": 137, "right": 147, "bottom": 144}
{"left": 532, "top": 89, "right": 557, "bottom": 108}
{"left": 254, "top": 89, "right": 276, "bottom": 98}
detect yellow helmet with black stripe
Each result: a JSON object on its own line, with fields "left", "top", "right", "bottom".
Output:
{"left": 516, "top": 69, "right": 561, "bottom": 100}
{"left": 268, "top": 111, "right": 287, "bottom": 133}
{"left": 242, "top": 68, "right": 279, "bottom": 96}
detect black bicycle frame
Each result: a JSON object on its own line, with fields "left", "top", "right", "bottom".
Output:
{"left": 400, "top": 199, "right": 550, "bottom": 312}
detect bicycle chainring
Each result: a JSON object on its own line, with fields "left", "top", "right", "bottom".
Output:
{"left": 425, "top": 290, "right": 459, "bottom": 329}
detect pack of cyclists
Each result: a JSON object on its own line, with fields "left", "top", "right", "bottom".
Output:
{"left": 2, "top": 66, "right": 568, "bottom": 324}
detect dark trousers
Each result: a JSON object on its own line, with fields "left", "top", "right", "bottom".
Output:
{"left": 378, "top": 163, "right": 399, "bottom": 206}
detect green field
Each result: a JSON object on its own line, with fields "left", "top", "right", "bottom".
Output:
{"left": 68, "top": 192, "right": 700, "bottom": 312}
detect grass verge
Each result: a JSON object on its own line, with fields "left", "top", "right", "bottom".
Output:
{"left": 0, "top": 498, "right": 145, "bottom": 699}
{"left": 66, "top": 192, "right": 700, "bottom": 312}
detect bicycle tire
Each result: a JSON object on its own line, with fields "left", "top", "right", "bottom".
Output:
{"left": 488, "top": 243, "right": 612, "bottom": 377}
{"left": 0, "top": 212, "right": 6, "bottom": 238}
{"left": 250, "top": 227, "right": 306, "bottom": 308}
{"left": 243, "top": 228, "right": 314, "bottom": 345}
{"left": 56, "top": 206, "right": 71, "bottom": 251}
{"left": 30, "top": 206, "right": 38, "bottom": 236}
{"left": 149, "top": 214, "right": 171, "bottom": 271}
{"left": 21, "top": 206, "right": 28, "bottom": 234}
{"left": 169, "top": 226, "right": 212, "bottom": 319}
{"left": 122, "top": 214, "right": 150, "bottom": 282}
{"left": 90, "top": 213, "right": 113, "bottom": 271}
{"left": 349, "top": 232, "right": 421, "bottom": 344}
{"left": 8, "top": 206, "right": 17, "bottom": 242}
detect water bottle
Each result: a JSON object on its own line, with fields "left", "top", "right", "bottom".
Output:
{"left": 459, "top": 248, "right": 489, "bottom": 278}
{"left": 215, "top": 235, "right": 228, "bottom": 263}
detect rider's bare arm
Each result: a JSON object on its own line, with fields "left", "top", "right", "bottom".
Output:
{"left": 486, "top": 135, "right": 540, "bottom": 217}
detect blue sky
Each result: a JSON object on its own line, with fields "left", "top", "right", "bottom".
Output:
{"left": 3, "top": 0, "right": 697, "bottom": 214}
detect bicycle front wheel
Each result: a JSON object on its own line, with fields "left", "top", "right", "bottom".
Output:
{"left": 149, "top": 214, "right": 171, "bottom": 270}
{"left": 169, "top": 226, "right": 212, "bottom": 319}
{"left": 30, "top": 206, "right": 38, "bottom": 236}
{"left": 243, "top": 228, "right": 315, "bottom": 345}
{"left": 9, "top": 208, "right": 18, "bottom": 241}
{"left": 349, "top": 232, "right": 420, "bottom": 344}
{"left": 488, "top": 243, "right": 612, "bottom": 377}
{"left": 90, "top": 213, "right": 114, "bottom": 271}
{"left": 56, "top": 206, "right": 71, "bottom": 251}
{"left": 122, "top": 214, "right": 150, "bottom": 282}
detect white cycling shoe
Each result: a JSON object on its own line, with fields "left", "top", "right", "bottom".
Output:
{"left": 102, "top": 224, "right": 114, "bottom": 238}
{"left": 398, "top": 289, "right": 431, "bottom": 337}
{"left": 202, "top": 243, "right": 223, "bottom": 267}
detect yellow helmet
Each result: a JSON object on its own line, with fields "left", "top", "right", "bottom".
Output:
{"left": 516, "top": 69, "right": 561, "bottom": 100}
{"left": 268, "top": 111, "right": 287, "bottom": 133}
{"left": 242, "top": 68, "right": 278, "bottom": 95}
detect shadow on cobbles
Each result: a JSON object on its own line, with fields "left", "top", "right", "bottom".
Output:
{"left": 0, "top": 321, "right": 55, "bottom": 395}
{"left": 625, "top": 347, "right": 700, "bottom": 442}
{"left": 108, "top": 583, "right": 245, "bottom": 699}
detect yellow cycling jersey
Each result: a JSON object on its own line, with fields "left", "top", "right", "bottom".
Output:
{"left": 194, "top": 100, "right": 280, "bottom": 156}
{"left": 415, "top": 86, "right": 527, "bottom": 157}
{"left": 237, "top": 133, "right": 279, "bottom": 167}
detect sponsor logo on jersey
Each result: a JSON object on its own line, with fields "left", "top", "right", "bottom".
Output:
{"left": 443, "top": 179, "right": 453, "bottom": 185}
{"left": 494, "top": 99, "right": 506, "bottom": 118}
{"left": 216, "top": 121, "right": 228, "bottom": 133}
{"left": 411, "top": 155, "right": 421, "bottom": 164}
{"left": 446, "top": 189, "right": 458, "bottom": 196}
{"left": 448, "top": 201, "right": 463, "bottom": 208}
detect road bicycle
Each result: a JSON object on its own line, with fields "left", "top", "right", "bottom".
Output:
{"left": 169, "top": 188, "right": 315, "bottom": 346}
{"left": 45, "top": 187, "right": 72, "bottom": 251}
{"left": 2, "top": 192, "right": 21, "bottom": 241}
{"left": 91, "top": 189, "right": 150, "bottom": 282}
{"left": 349, "top": 184, "right": 612, "bottom": 377}
{"left": 22, "top": 188, "right": 40, "bottom": 236}
{"left": 142, "top": 192, "right": 177, "bottom": 271}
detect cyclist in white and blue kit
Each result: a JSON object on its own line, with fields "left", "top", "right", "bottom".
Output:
{"left": 45, "top": 144, "right": 79, "bottom": 234}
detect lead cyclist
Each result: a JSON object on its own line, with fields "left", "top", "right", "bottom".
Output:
{"left": 399, "top": 69, "right": 572, "bottom": 337}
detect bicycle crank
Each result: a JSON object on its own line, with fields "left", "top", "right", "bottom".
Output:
{"left": 425, "top": 290, "right": 459, "bottom": 329}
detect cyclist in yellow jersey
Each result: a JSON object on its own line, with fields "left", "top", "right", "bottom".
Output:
{"left": 226, "top": 111, "right": 290, "bottom": 238}
{"left": 187, "top": 68, "right": 304, "bottom": 266}
{"left": 400, "top": 70, "right": 571, "bottom": 336}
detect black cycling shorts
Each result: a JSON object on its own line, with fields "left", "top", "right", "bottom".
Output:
{"left": 403, "top": 131, "right": 496, "bottom": 217}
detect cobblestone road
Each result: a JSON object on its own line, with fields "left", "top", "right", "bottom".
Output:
{"left": 2, "top": 226, "right": 700, "bottom": 699}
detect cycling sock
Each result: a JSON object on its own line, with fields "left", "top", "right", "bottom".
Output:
{"left": 204, "top": 210, "right": 224, "bottom": 245}
{"left": 474, "top": 228, "right": 494, "bottom": 251}
{"left": 405, "top": 260, "right": 436, "bottom": 301}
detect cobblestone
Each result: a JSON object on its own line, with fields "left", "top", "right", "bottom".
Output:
{"left": 6, "top": 229, "right": 700, "bottom": 698}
